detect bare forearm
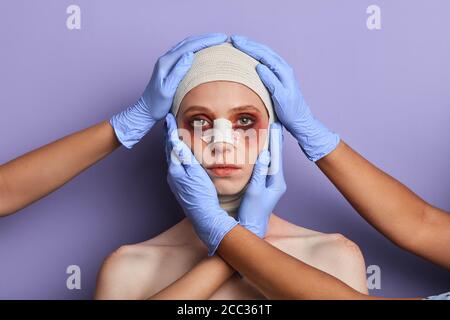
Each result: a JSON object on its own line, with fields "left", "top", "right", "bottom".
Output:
{"left": 316, "top": 142, "right": 429, "bottom": 245}
{"left": 316, "top": 141, "right": 450, "bottom": 268}
{"left": 0, "top": 121, "right": 120, "bottom": 216}
{"left": 218, "top": 225, "right": 372, "bottom": 300}
{"left": 149, "top": 256, "right": 235, "bottom": 300}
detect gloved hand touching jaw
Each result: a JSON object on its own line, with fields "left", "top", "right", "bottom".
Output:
{"left": 230, "top": 35, "right": 340, "bottom": 162}
{"left": 110, "top": 33, "right": 228, "bottom": 149}
{"left": 164, "top": 113, "right": 238, "bottom": 256}
{"left": 237, "top": 122, "right": 287, "bottom": 238}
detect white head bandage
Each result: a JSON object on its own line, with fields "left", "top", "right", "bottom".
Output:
{"left": 171, "top": 42, "right": 276, "bottom": 127}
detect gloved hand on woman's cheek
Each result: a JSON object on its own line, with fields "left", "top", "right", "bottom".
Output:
{"left": 164, "top": 113, "right": 238, "bottom": 256}
{"left": 237, "top": 122, "right": 287, "bottom": 238}
{"left": 230, "top": 35, "right": 340, "bottom": 162}
{"left": 110, "top": 33, "right": 228, "bottom": 149}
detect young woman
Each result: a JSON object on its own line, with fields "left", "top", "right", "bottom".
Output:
{"left": 94, "top": 43, "right": 368, "bottom": 299}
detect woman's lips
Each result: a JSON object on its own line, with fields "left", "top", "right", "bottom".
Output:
{"left": 207, "top": 165, "right": 241, "bottom": 177}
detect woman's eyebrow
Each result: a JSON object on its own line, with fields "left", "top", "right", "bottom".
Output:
{"left": 183, "top": 105, "right": 262, "bottom": 115}
{"left": 229, "top": 105, "right": 262, "bottom": 114}
{"left": 183, "top": 105, "right": 211, "bottom": 114}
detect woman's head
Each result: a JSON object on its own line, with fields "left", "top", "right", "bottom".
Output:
{"left": 176, "top": 80, "right": 269, "bottom": 194}
{"left": 170, "top": 42, "right": 275, "bottom": 214}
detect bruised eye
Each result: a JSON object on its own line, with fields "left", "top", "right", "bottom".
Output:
{"left": 236, "top": 116, "right": 254, "bottom": 127}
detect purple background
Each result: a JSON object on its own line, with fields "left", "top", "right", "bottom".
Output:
{"left": 0, "top": 0, "right": 449, "bottom": 299}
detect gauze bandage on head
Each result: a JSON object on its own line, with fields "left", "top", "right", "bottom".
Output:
{"left": 171, "top": 42, "right": 276, "bottom": 217}
{"left": 171, "top": 42, "right": 275, "bottom": 124}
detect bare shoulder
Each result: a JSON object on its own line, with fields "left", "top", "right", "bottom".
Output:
{"left": 95, "top": 243, "right": 207, "bottom": 299}
{"left": 266, "top": 216, "right": 368, "bottom": 294}
{"left": 94, "top": 244, "right": 153, "bottom": 299}
{"left": 305, "top": 232, "right": 368, "bottom": 290}
{"left": 95, "top": 219, "right": 206, "bottom": 300}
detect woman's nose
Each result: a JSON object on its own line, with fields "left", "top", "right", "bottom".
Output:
{"left": 211, "top": 141, "right": 234, "bottom": 157}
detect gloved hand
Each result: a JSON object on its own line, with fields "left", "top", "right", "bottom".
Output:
{"left": 230, "top": 35, "right": 340, "bottom": 162}
{"left": 110, "top": 33, "right": 228, "bottom": 149}
{"left": 164, "top": 113, "right": 238, "bottom": 256}
{"left": 237, "top": 122, "right": 287, "bottom": 238}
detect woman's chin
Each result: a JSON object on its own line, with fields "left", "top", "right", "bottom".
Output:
{"left": 213, "top": 179, "right": 248, "bottom": 196}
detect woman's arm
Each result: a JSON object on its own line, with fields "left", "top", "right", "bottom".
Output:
{"left": 149, "top": 256, "right": 235, "bottom": 300}
{"left": 218, "top": 225, "right": 415, "bottom": 300}
{"left": 316, "top": 140, "right": 450, "bottom": 269}
{"left": 0, "top": 121, "right": 120, "bottom": 216}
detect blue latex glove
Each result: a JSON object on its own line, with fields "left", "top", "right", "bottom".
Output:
{"left": 164, "top": 113, "right": 238, "bottom": 256}
{"left": 110, "top": 33, "right": 228, "bottom": 149}
{"left": 238, "top": 122, "right": 287, "bottom": 238}
{"left": 230, "top": 35, "right": 340, "bottom": 162}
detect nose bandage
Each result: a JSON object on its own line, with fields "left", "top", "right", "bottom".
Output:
{"left": 200, "top": 118, "right": 240, "bottom": 147}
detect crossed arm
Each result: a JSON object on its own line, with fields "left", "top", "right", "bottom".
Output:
{"left": 148, "top": 226, "right": 369, "bottom": 300}
{"left": 149, "top": 140, "right": 449, "bottom": 300}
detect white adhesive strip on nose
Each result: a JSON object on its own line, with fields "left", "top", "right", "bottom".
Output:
{"left": 201, "top": 118, "right": 240, "bottom": 146}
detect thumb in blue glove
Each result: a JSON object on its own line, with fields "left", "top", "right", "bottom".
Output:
{"left": 237, "top": 122, "right": 287, "bottom": 238}
{"left": 164, "top": 113, "right": 238, "bottom": 256}
{"left": 110, "top": 33, "right": 228, "bottom": 149}
{"left": 230, "top": 35, "right": 340, "bottom": 162}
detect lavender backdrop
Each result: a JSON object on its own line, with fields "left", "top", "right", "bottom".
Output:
{"left": 0, "top": 0, "right": 449, "bottom": 299}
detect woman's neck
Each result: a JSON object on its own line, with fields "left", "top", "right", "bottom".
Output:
{"left": 218, "top": 186, "right": 248, "bottom": 218}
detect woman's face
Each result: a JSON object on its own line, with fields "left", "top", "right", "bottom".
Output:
{"left": 176, "top": 81, "right": 269, "bottom": 195}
